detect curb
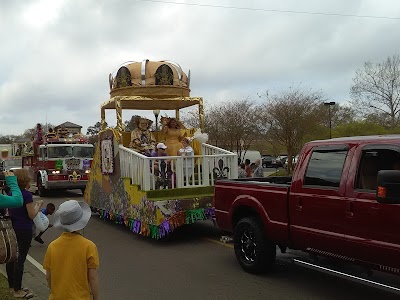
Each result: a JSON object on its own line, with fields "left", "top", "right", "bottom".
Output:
{"left": 0, "top": 259, "right": 50, "bottom": 299}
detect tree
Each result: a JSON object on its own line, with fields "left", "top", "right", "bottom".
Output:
{"left": 0, "top": 135, "right": 19, "bottom": 144}
{"left": 350, "top": 54, "right": 400, "bottom": 128}
{"left": 124, "top": 115, "right": 141, "bottom": 132}
{"left": 23, "top": 128, "right": 35, "bottom": 140}
{"left": 86, "top": 121, "right": 107, "bottom": 144}
{"left": 310, "top": 103, "right": 356, "bottom": 140}
{"left": 333, "top": 121, "right": 387, "bottom": 137}
{"left": 86, "top": 122, "right": 103, "bottom": 136}
{"left": 202, "top": 99, "right": 264, "bottom": 162}
{"left": 261, "top": 87, "right": 325, "bottom": 173}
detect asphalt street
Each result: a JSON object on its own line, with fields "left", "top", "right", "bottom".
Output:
{"left": 3, "top": 187, "right": 400, "bottom": 300}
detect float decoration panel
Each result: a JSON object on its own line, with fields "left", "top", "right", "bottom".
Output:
{"left": 100, "top": 135, "right": 115, "bottom": 175}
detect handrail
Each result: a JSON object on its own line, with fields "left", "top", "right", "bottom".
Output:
{"left": 119, "top": 144, "right": 238, "bottom": 191}
{"left": 201, "top": 143, "right": 235, "bottom": 155}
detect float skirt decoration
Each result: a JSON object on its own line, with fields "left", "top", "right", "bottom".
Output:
{"left": 97, "top": 207, "right": 215, "bottom": 239}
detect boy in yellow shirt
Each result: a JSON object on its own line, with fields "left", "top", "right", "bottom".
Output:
{"left": 43, "top": 200, "right": 99, "bottom": 300}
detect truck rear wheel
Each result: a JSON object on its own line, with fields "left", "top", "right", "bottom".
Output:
{"left": 37, "top": 177, "right": 47, "bottom": 197}
{"left": 234, "top": 217, "right": 276, "bottom": 274}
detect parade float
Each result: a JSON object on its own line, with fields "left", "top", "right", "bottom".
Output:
{"left": 84, "top": 59, "right": 238, "bottom": 239}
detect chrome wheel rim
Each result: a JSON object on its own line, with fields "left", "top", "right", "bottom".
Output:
{"left": 239, "top": 228, "right": 257, "bottom": 263}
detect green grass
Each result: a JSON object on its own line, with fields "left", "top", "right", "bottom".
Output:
{"left": 0, "top": 274, "right": 14, "bottom": 300}
{"left": 268, "top": 169, "right": 292, "bottom": 176}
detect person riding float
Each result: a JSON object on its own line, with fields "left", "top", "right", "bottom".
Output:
{"left": 129, "top": 117, "right": 156, "bottom": 156}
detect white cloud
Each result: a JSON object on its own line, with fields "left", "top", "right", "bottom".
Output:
{"left": 21, "top": 0, "right": 65, "bottom": 29}
{"left": 1, "top": 0, "right": 400, "bottom": 135}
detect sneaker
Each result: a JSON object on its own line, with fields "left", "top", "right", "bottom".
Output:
{"left": 34, "top": 237, "right": 44, "bottom": 244}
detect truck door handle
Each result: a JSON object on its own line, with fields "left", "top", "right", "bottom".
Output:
{"left": 345, "top": 211, "right": 354, "bottom": 218}
{"left": 345, "top": 201, "right": 354, "bottom": 218}
{"left": 296, "top": 197, "right": 303, "bottom": 211}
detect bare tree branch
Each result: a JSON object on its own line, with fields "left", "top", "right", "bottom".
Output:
{"left": 350, "top": 54, "right": 400, "bottom": 127}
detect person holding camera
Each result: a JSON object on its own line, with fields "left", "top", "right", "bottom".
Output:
{"left": 0, "top": 171, "right": 23, "bottom": 208}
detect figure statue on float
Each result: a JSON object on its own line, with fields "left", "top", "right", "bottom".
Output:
{"left": 129, "top": 117, "right": 156, "bottom": 156}
{"left": 161, "top": 117, "right": 186, "bottom": 156}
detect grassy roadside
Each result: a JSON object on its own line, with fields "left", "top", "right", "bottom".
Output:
{"left": 268, "top": 168, "right": 292, "bottom": 176}
{"left": 0, "top": 273, "right": 14, "bottom": 300}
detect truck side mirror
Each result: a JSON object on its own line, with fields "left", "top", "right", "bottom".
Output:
{"left": 376, "top": 170, "right": 400, "bottom": 204}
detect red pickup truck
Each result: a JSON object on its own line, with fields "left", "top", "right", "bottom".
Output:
{"left": 214, "top": 135, "right": 400, "bottom": 275}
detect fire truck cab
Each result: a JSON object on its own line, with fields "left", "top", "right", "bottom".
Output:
{"left": 23, "top": 137, "right": 94, "bottom": 196}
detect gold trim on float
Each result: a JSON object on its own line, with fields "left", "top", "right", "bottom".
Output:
{"left": 101, "top": 95, "right": 203, "bottom": 111}
{"left": 110, "top": 85, "right": 190, "bottom": 98}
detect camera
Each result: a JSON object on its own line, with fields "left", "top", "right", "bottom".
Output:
{"left": 0, "top": 172, "right": 9, "bottom": 195}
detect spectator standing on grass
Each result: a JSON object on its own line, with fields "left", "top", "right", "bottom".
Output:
{"left": 244, "top": 159, "right": 252, "bottom": 177}
{"left": 252, "top": 159, "right": 264, "bottom": 178}
{"left": 6, "top": 169, "right": 43, "bottom": 299}
{"left": 43, "top": 200, "right": 99, "bottom": 300}
{"left": 238, "top": 163, "right": 247, "bottom": 178}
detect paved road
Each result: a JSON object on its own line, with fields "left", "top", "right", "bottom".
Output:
{"left": 14, "top": 190, "right": 400, "bottom": 299}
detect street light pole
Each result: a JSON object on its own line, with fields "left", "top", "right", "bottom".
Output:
{"left": 153, "top": 109, "right": 160, "bottom": 131}
{"left": 324, "top": 102, "right": 336, "bottom": 139}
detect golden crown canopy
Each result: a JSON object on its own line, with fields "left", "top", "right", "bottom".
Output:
{"left": 109, "top": 60, "right": 191, "bottom": 99}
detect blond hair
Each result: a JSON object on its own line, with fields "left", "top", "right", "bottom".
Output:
{"left": 13, "top": 169, "right": 31, "bottom": 189}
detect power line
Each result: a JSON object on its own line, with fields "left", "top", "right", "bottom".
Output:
{"left": 137, "top": 0, "right": 400, "bottom": 20}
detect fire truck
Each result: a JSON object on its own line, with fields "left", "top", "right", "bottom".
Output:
{"left": 22, "top": 135, "right": 94, "bottom": 196}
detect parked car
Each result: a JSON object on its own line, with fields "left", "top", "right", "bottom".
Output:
{"left": 272, "top": 155, "right": 287, "bottom": 168}
{"left": 262, "top": 155, "right": 275, "bottom": 168}
{"left": 214, "top": 134, "right": 400, "bottom": 277}
{"left": 284, "top": 155, "right": 299, "bottom": 169}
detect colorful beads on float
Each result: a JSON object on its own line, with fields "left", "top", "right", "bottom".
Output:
{"left": 97, "top": 207, "right": 215, "bottom": 239}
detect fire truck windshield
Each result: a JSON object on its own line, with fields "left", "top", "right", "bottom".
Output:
{"left": 73, "top": 146, "right": 94, "bottom": 158}
{"left": 47, "top": 146, "right": 73, "bottom": 158}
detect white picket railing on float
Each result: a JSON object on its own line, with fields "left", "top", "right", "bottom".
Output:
{"left": 119, "top": 144, "right": 238, "bottom": 191}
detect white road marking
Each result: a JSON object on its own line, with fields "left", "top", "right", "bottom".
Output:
{"left": 27, "top": 254, "right": 46, "bottom": 275}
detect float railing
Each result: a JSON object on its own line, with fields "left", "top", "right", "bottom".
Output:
{"left": 119, "top": 144, "right": 237, "bottom": 191}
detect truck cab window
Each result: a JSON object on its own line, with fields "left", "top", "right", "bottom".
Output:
{"left": 304, "top": 150, "right": 348, "bottom": 188}
{"left": 356, "top": 148, "right": 400, "bottom": 191}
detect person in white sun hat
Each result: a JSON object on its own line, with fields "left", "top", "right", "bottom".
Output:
{"left": 43, "top": 200, "right": 99, "bottom": 300}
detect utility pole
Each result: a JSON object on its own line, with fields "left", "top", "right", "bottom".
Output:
{"left": 324, "top": 102, "right": 336, "bottom": 139}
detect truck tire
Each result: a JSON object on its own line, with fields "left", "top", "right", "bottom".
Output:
{"left": 234, "top": 217, "right": 276, "bottom": 274}
{"left": 37, "top": 177, "right": 47, "bottom": 197}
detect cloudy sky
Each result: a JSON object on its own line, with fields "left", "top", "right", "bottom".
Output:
{"left": 1, "top": 0, "right": 400, "bottom": 136}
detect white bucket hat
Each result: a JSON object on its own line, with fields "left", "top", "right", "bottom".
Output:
{"left": 53, "top": 200, "right": 92, "bottom": 232}
{"left": 156, "top": 143, "right": 167, "bottom": 149}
